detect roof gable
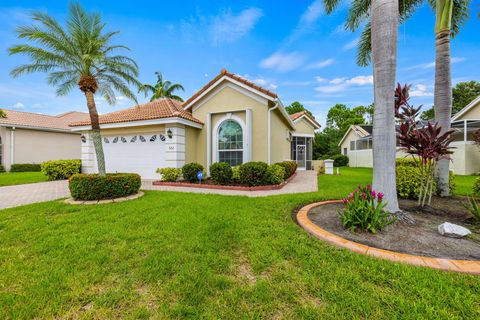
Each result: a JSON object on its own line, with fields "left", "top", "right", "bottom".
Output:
{"left": 290, "top": 111, "right": 321, "bottom": 130}
{"left": 452, "top": 95, "right": 480, "bottom": 121}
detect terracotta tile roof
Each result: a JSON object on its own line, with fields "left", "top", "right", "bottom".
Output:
{"left": 183, "top": 69, "right": 278, "bottom": 109}
{"left": 289, "top": 110, "right": 321, "bottom": 128}
{"left": 0, "top": 109, "right": 89, "bottom": 131}
{"left": 70, "top": 98, "right": 203, "bottom": 127}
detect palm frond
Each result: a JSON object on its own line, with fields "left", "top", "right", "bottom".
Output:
{"left": 356, "top": 21, "right": 372, "bottom": 67}
{"left": 322, "top": 0, "right": 343, "bottom": 14}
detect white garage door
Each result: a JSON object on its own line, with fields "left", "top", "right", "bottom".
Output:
{"left": 102, "top": 133, "right": 166, "bottom": 179}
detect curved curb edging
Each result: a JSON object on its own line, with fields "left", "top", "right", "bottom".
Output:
{"left": 296, "top": 200, "right": 480, "bottom": 275}
{"left": 63, "top": 191, "right": 144, "bottom": 205}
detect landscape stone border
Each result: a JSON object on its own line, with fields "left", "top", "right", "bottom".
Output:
{"left": 296, "top": 200, "right": 480, "bottom": 275}
{"left": 63, "top": 191, "right": 144, "bottom": 205}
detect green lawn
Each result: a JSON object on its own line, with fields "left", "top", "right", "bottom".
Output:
{"left": 0, "top": 176, "right": 479, "bottom": 318}
{"left": 0, "top": 172, "right": 48, "bottom": 187}
{"left": 325, "top": 167, "right": 478, "bottom": 197}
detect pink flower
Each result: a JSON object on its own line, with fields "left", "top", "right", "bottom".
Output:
{"left": 378, "top": 192, "right": 384, "bottom": 199}
{"left": 366, "top": 184, "right": 371, "bottom": 190}
{"left": 349, "top": 192, "right": 354, "bottom": 199}
{"left": 342, "top": 198, "right": 348, "bottom": 204}
{"left": 370, "top": 190, "right": 376, "bottom": 197}
{"left": 361, "top": 193, "right": 367, "bottom": 200}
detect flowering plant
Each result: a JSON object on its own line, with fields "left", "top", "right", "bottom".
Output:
{"left": 339, "top": 184, "right": 394, "bottom": 234}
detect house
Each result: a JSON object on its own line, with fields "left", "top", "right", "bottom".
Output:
{"left": 70, "top": 69, "right": 321, "bottom": 179}
{"left": 339, "top": 96, "right": 480, "bottom": 175}
{"left": 0, "top": 109, "right": 90, "bottom": 171}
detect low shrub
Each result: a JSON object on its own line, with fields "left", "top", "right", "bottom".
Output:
{"left": 339, "top": 185, "right": 394, "bottom": 233}
{"left": 156, "top": 167, "right": 181, "bottom": 182}
{"left": 232, "top": 166, "right": 241, "bottom": 183}
{"left": 332, "top": 154, "right": 349, "bottom": 167}
{"left": 266, "top": 164, "right": 285, "bottom": 185}
{"left": 275, "top": 161, "right": 297, "bottom": 180}
{"left": 396, "top": 166, "right": 456, "bottom": 199}
{"left": 0, "top": 165, "right": 5, "bottom": 173}
{"left": 473, "top": 177, "right": 480, "bottom": 196}
{"left": 182, "top": 162, "right": 204, "bottom": 183}
{"left": 396, "top": 158, "right": 417, "bottom": 167}
{"left": 10, "top": 163, "right": 41, "bottom": 172}
{"left": 41, "top": 160, "right": 81, "bottom": 180}
{"left": 239, "top": 161, "right": 268, "bottom": 186}
{"left": 464, "top": 196, "right": 480, "bottom": 222}
{"left": 210, "top": 162, "right": 233, "bottom": 185}
{"left": 69, "top": 173, "right": 141, "bottom": 200}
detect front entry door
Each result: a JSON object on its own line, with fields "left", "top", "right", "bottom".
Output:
{"left": 296, "top": 145, "right": 306, "bottom": 169}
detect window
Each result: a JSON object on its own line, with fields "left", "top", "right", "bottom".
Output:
{"left": 350, "top": 140, "right": 356, "bottom": 151}
{"left": 218, "top": 119, "right": 243, "bottom": 166}
{"left": 343, "top": 148, "right": 347, "bottom": 155}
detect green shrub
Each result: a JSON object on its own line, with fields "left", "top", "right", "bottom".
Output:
{"left": 210, "top": 162, "right": 233, "bottom": 185}
{"left": 332, "top": 154, "right": 349, "bottom": 167}
{"left": 275, "top": 161, "right": 297, "bottom": 180}
{"left": 41, "top": 160, "right": 81, "bottom": 180}
{"left": 0, "top": 165, "right": 5, "bottom": 173}
{"left": 339, "top": 185, "right": 394, "bottom": 233}
{"left": 10, "top": 163, "right": 42, "bottom": 172}
{"left": 473, "top": 177, "right": 480, "bottom": 196}
{"left": 464, "top": 196, "right": 480, "bottom": 222}
{"left": 396, "top": 166, "right": 456, "bottom": 199}
{"left": 239, "top": 161, "right": 268, "bottom": 186}
{"left": 232, "top": 166, "right": 241, "bottom": 183}
{"left": 69, "top": 173, "right": 141, "bottom": 200}
{"left": 396, "top": 158, "right": 417, "bottom": 167}
{"left": 156, "top": 167, "right": 181, "bottom": 182}
{"left": 182, "top": 162, "right": 204, "bottom": 183}
{"left": 267, "top": 164, "right": 285, "bottom": 185}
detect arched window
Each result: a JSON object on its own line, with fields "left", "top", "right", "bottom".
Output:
{"left": 218, "top": 119, "right": 243, "bottom": 166}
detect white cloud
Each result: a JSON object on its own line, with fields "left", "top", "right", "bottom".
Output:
{"left": 345, "top": 75, "right": 373, "bottom": 85}
{"left": 409, "top": 84, "right": 433, "bottom": 97}
{"left": 406, "top": 57, "right": 466, "bottom": 70}
{"left": 210, "top": 8, "right": 263, "bottom": 45}
{"left": 269, "top": 84, "right": 278, "bottom": 90}
{"left": 10, "top": 102, "right": 25, "bottom": 109}
{"left": 451, "top": 57, "right": 466, "bottom": 63}
{"left": 316, "top": 75, "right": 373, "bottom": 94}
{"left": 329, "top": 77, "right": 346, "bottom": 84}
{"left": 260, "top": 52, "right": 306, "bottom": 72}
{"left": 281, "top": 80, "right": 313, "bottom": 86}
{"left": 343, "top": 38, "right": 359, "bottom": 51}
{"left": 315, "top": 77, "right": 327, "bottom": 83}
{"left": 306, "top": 58, "right": 334, "bottom": 69}
{"left": 241, "top": 75, "right": 278, "bottom": 91}
{"left": 300, "top": 0, "right": 323, "bottom": 24}
{"left": 315, "top": 85, "right": 346, "bottom": 93}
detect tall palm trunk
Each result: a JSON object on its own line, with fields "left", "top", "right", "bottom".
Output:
{"left": 85, "top": 91, "right": 106, "bottom": 176}
{"left": 371, "top": 0, "right": 400, "bottom": 213}
{"left": 434, "top": 0, "right": 453, "bottom": 197}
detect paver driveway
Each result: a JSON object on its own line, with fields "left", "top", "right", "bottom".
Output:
{"left": 0, "top": 180, "right": 69, "bottom": 210}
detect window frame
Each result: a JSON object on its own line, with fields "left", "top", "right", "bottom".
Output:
{"left": 213, "top": 115, "right": 246, "bottom": 166}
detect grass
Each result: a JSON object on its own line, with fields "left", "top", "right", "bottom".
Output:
{"left": 0, "top": 172, "right": 48, "bottom": 187}
{"left": 0, "top": 172, "right": 479, "bottom": 318}
{"left": 326, "top": 167, "right": 478, "bottom": 197}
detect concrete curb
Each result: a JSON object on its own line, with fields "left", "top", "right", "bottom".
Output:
{"left": 296, "top": 200, "right": 480, "bottom": 275}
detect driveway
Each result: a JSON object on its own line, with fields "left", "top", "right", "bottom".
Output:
{"left": 0, "top": 180, "right": 70, "bottom": 210}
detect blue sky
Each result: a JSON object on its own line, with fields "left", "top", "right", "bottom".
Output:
{"left": 0, "top": 0, "right": 479, "bottom": 126}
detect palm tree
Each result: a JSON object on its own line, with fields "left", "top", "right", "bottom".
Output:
{"left": 0, "top": 109, "right": 5, "bottom": 118}
{"left": 323, "top": 0, "right": 401, "bottom": 212}
{"left": 8, "top": 2, "right": 141, "bottom": 176}
{"left": 140, "top": 72, "right": 185, "bottom": 102}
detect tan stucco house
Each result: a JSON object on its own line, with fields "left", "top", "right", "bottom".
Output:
{"left": 0, "top": 109, "right": 89, "bottom": 171}
{"left": 70, "top": 69, "right": 321, "bottom": 179}
{"left": 339, "top": 95, "right": 480, "bottom": 175}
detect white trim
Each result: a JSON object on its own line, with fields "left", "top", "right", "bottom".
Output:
{"left": 70, "top": 117, "right": 203, "bottom": 132}
{"left": 267, "top": 103, "right": 279, "bottom": 164}
{"left": 275, "top": 99, "right": 296, "bottom": 129}
{"left": 212, "top": 114, "right": 246, "bottom": 165}
{"left": 206, "top": 113, "right": 211, "bottom": 175}
{"left": 452, "top": 95, "right": 480, "bottom": 121}
{"left": 246, "top": 108, "right": 252, "bottom": 161}
{"left": 191, "top": 82, "right": 268, "bottom": 112}
{"left": 293, "top": 114, "right": 321, "bottom": 130}
{"left": 292, "top": 133, "right": 315, "bottom": 138}
{"left": 0, "top": 124, "right": 80, "bottom": 134}
{"left": 10, "top": 127, "right": 15, "bottom": 165}
{"left": 184, "top": 75, "right": 275, "bottom": 110}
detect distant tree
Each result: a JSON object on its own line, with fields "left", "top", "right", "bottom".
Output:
{"left": 0, "top": 109, "right": 5, "bottom": 118}
{"left": 421, "top": 81, "right": 480, "bottom": 120}
{"left": 285, "top": 101, "right": 314, "bottom": 117}
{"left": 352, "top": 104, "right": 374, "bottom": 124}
{"left": 326, "top": 104, "right": 366, "bottom": 134}
{"left": 139, "top": 72, "right": 185, "bottom": 102}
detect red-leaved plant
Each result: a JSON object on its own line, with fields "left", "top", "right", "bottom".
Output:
{"left": 395, "top": 83, "right": 455, "bottom": 206}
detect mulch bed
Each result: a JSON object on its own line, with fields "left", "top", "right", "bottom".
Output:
{"left": 152, "top": 173, "right": 297, "bottom": 191}
{"left": 307, "top": 196, "right": 480, "bottom": 260}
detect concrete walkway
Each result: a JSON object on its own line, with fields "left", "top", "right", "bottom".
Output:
{"left": 0, "top": 180, "right": 70, "bottom": 210}
{"left": 142, "top": 170, "right": 318, "bottom": 197}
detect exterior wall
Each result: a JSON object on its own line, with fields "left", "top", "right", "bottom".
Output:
{"left": 191, "top": 83, "right": 268, "bottom": 168}
{"left": 0, "top": 126, "right": 81, "bottom": 171}
{"left": 455, "top": 101, "right": 480, "bottom": 120}
{"left": 450, "top": 142, "right": 480, "bottom": 175}
{"left": 270, "top": 107, "right": 292, "bottom": 164}
{"left": 184, "top": 126, "right": 199, "bottom": 164}
{"left": 339, "top": 130, "right": 359, "bottom": 158}
{"left": 293, "top": 118, "right": 316, "bottom": 135}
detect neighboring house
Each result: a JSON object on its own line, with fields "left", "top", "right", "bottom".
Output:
{"left": 339, "top": 96, "right": 480, "bottom": 175}
{"left": 70, "top": 69, "right": 321, "bottom": 179}
{"left": 0, "top": 109, "right": 89, "bottom": 171}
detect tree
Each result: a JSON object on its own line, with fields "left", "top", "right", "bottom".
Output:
{"left": 285, "top": 101, "right": 314, "bottom": 117}
{"left": 0, "top": 109, "right": 5, "bottom": 118}
{"left": 326, "top": 104, "right": 366, "bottom": 133}
{"left": 9, "top": 2, "right": 141, "bottom": 176}
{"left": 140, "top": 72, "right": 185, "bottom": 102}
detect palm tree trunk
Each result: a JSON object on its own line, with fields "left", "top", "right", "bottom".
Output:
{"left": 85, "top": 91, "right": 106, "bottom": 176}
{"left": 434, "top": 29, "right": 452, "bottom": 197}
{"left": 371, "top": 0, "right": 400, "bottom": 213}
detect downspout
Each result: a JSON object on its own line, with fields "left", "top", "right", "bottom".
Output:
{"left": 267, "top": 103, "right": 279, "bottom": 164}
{"left": 206, "top": 113, "right": 211, "bottom": 176}
{"left": 10, "top": 127, "right": 15, "bottom": 166}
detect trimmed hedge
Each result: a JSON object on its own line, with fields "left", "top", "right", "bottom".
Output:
{"left": 275, "top": 161, "right": 297, "bottom": 180}
{"left": 41, "top": 160, "right": 81, "bottom": 180}
{"left": 210, "top": 162, "right": 233, "bottom": 185}
{"left": 332, "top": 154, "right": 349, "bottom": 167}
{"left": 69, "top": 173, "right": 141, "bottom": 200}
{"left": 396, "top": 158, "right": 417, "bottom": 167}
{"left": 239, "top": 161, "right": 269, "bottom": 187}
{"left": 473, "top": 177, "right": 480, "bottom": 196}
{"left": 396, "top": 165, "right": 456, "bottom": 199}
{"left": 10, "top": 163, "right": 41, "bottom": 172}
{"left": 157, "top": 167, "right": 181, "bottom": 182}
{"left": 182, "top": 162, "right": 204, "bottom": 183}
{"left": 232, "top": 166, "right": 241, "bottom": 183}
{"left": 267, "top": 164, "right": 285, "bottom": 185}
{"left": 0, "top": 165, "right": 5, "bottom": 173}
